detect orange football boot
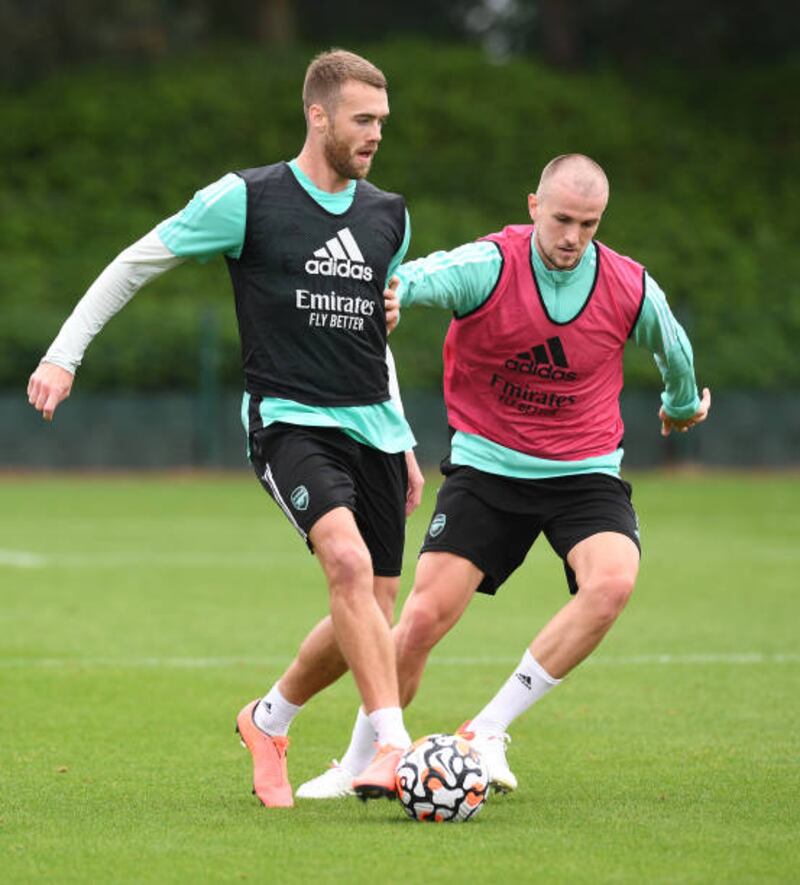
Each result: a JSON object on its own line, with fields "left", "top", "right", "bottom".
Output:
{"left": 351, "top": 743, "right": 405, "bottom": 801}
{"left": 235, "top": 700, "right": 293, "bottom": 807}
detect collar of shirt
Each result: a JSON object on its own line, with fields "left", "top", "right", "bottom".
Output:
{"left": 529, "top": 231, "right": 596, "bottom": 288}
{"left": 287, "top": 158, "right": 356, "bottom": 213}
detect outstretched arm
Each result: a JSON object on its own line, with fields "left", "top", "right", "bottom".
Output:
{"left": 27, "top": 230, "right": 183, "bottom": 421}
{"left": 393, "top": 241, "right": 501, "bottom": 313}
{"left": 632, "top": 274, "right": 710, "bottom": 436}
{"left": 28, "top": 172, "right": 247, "bottom": 422}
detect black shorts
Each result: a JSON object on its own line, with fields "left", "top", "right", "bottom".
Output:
{"left": 420, "top": 465, "right": 641, "bottom": 596}
{"left": 249, "top": 422, "right": 407, "bottom": 577}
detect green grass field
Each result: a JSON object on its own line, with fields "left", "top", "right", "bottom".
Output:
{"left": 2, "top": 472, "right": 799, "bottom": 883}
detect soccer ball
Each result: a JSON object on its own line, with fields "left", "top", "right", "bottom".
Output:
{"left": 395, "top": 734, "right": 488, "bottom": 822}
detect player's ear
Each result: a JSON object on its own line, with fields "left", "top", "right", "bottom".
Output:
{"left": 307, "top": 102, "right": 328, "bottom": 134}
{"left": 527, "top": 193, "right": 538, "bottom": 223}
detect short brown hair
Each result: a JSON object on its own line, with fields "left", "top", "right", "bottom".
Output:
{"left": 302, "top": 49, "right": 387, "bottom": 113}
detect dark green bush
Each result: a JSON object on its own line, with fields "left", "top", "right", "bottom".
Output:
{"left": 2, "top": 42, "right": 798, "bottom": 391}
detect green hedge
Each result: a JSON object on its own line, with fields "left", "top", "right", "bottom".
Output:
{"left": 3, "top": 41, "right": 798, "bottom": 391}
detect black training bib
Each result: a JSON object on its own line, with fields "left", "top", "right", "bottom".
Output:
{"left": 226, "top": 162, "right": 406, "bottom": 406}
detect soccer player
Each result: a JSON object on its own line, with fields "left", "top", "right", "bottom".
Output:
{"left": 297, "top": 153, "right": 711, "bottom": 799}
{"left": 26, "top": 49, "right": 426, "bottom": 806}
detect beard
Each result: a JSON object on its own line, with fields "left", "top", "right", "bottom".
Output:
{"left": 323, "top": 130, "right": 372, "bottom": 180}
{"left": 546, "top": 248, "right": 580, "bottom": 270}
{"left": 535, "top": 233, "right": 581, "bottom": 270}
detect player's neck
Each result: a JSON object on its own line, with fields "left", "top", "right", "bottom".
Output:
{"left": 294, "top": 145, "right": 351, "bottom": 194}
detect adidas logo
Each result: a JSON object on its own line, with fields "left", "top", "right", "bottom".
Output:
{"left": 504, "top": 336, "right": 576, "bottom": 381}
{"left": 515, "top": 672, "right": 532, "bottom": 690}
{"left": 305, "top": 227, "right": 373, "bottom": 281}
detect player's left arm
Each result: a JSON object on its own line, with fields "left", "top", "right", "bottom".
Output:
{"left": 384, "top": 208, "right": 410, "bottom": 334}
{"left": 632, "top": 274, "right": 711, "bottom": 436}
{"left": 386, "top": 340, "right": 424, "bottom": 515}
{"left": 384, "top": 210, "right": 424, "bottom": 513}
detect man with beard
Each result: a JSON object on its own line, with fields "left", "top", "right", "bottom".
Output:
{"left": 27, "top": 49, "right": 424, "bottom": 807}
{"left": 297, "top": 153, "right": 711, "bottom": 800}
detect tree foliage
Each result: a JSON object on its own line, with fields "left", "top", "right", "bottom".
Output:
{"left": 2, "top": 41, "right": 798, "bottom": 392}
{"left": 3, "top": 0, "right": 797, "bottom": 87}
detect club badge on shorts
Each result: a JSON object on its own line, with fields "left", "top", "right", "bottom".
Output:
{"left": 429, "top": 513, "right": 447, "bottom": 538}
{"left": 291, "top": 485, "right": 310, "bottom": 511}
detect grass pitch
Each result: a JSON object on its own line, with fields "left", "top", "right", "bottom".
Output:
{"left": 2, "top": 471, "right": 799, "bottom": 883}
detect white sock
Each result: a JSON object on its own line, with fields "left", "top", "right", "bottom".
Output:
{"left": 367, "top": 706, "right": 411, "bottom": 749}
{"left": 339, "top": 708, "right": 377, "bottom": 775}
{"left": 470, "top": 650, "right": 562, "bottom": 734}
{"left": 253, "top": 684, "right": 303, "bottom": 736}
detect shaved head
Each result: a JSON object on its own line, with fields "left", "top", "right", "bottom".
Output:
{"left": 528, "top": 154, "right": 609, "bottom": 270}
{"left": 537, "top": 154, "right": 609, "bottom": 204}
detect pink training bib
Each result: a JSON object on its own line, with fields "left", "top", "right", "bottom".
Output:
{"left": 443, "top": 225, "right": 645, "bottom": 461}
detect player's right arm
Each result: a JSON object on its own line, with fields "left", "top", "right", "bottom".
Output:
{"left": 27, "top": 229, "right": 185, "bottom": 421}
{"left": 391, "top": 241, "right": 502, "bottom": 315}
{"left": 27, "top": 174, "right": 246, "bottom": 421}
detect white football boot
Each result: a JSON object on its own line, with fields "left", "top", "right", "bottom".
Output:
{"left": 457, "top": 721, "right": 518, "bottom": 793}
{"left": 295, "top": 760, "right": 355, "bottom": 799}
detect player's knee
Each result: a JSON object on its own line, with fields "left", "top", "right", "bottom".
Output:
{"left": 396, "top": 592, "right": 446, "bottom": 654}
{"left": 324, "top": 541, "right": 373, "bottom": 593}
{"left": 581, "top": 573, "right": 635, "bottom": 624}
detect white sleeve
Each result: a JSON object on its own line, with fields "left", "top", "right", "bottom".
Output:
{"left": 385, "top": 344, "right": 405, "bottom": 416}
{"left": 42, "top": 229, "right": 184, "bottom": 374}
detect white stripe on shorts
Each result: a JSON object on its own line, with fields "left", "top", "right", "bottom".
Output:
{"left": 263, "top": 462, "right": 308, "bottom": 541}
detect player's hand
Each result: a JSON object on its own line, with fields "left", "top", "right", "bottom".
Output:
{"left": 404, "top": 449, "right": 425, "bottom": 517}
{"left": 385, "top": 276, "right": 400, "bottom": 334}
{"left": 27, "top": 362, "right": 75, "bottom": 422}
{"left": 659, "top": 387, "right": 711, "bottom": 436}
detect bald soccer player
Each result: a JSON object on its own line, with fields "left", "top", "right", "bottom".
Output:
{"left": 296, "top": 153, "right": 710, "bottom": 800}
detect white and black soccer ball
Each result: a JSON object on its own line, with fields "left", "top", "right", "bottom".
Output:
{"left": 395, "top": 734, "right": 488, "bottom": 822}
